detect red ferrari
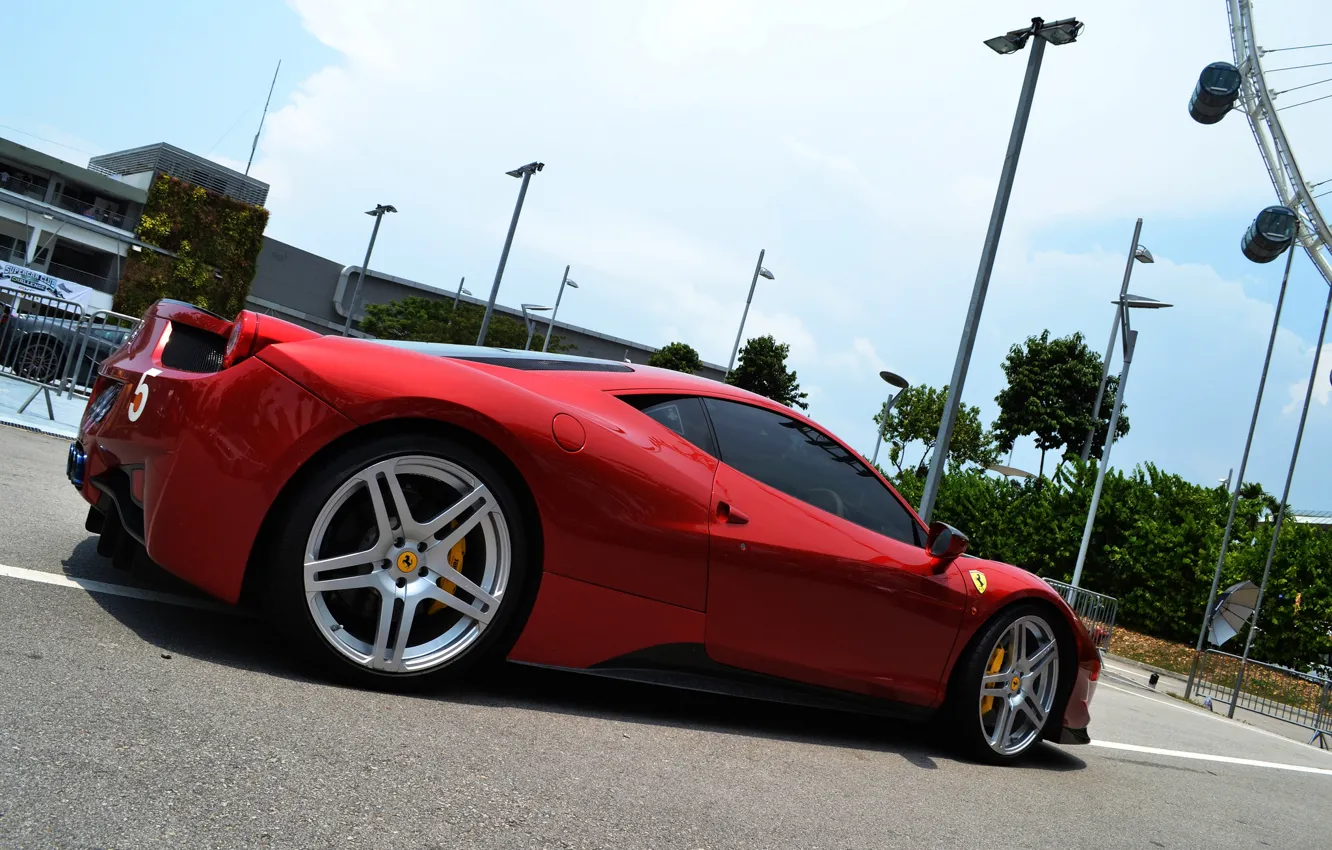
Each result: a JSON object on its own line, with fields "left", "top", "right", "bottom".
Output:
{"left": 68, "top": 299, "right": 1100, "bottom": 763}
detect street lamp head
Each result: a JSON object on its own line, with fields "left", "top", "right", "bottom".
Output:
{"left": 461, "top": 288, "right": 471, "bottom": 296}
{"left": 758, "top": 267, "right": 775, "bottom": 280}
{"left": 986, "top": 17, "right": 1082, "bottom": 54}
{"left": 1134, "top": 245, "right": 1155, "bottom": 264}
{"left": 365, "top": 204, "right": 397, "bottom": 216}
{"left": 1037, "top": 18, "right": 1084, "bottom": 46}
{"left": 521, "top": 303, "right": 552, "bottom": 312}
{"left": 1114, "top": 294, "right": 1173, "bottom": 309}
{"left": 879, "top": 370, "right": 909, "bottom": 389}
{"left": 984, "top": 29, "right": 1030, "bottom": 54}
{"left": 506, "top": 162, "right": 545, "bottom": 178}
{"left": 566, "top": 280, "right": 579, "bottom": 289}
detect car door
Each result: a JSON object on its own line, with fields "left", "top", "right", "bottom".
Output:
{"left": 701, "top": 397, "right": 969, "bottom": 707}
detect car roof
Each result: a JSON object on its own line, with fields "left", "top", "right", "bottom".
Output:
{"left": 371, "top": 338, "right": 752, "bottom": 397}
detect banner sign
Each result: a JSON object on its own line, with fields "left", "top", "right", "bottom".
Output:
{"left": 0, "top": 259, "right": 94, "bottom": 309}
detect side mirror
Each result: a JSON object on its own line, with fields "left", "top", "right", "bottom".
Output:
{"left": 926, "top": 521, "right": 969, "bottom": 569}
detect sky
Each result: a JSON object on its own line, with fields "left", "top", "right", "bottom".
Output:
{"left": 9, "top": 0, "right": 1332, "bottom": 508}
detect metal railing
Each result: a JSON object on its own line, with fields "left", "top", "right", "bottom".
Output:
{"left": 1192, "top": 649, "right": 1332, "bottom": 746}
{"left": 44, "top": 262, "right": 116, "bottom": 293}
{"left": 0, "top": 286, "right": 138, "bottom": 420}
{"left": 1044, "top": 579, "right": 1118, "bottom": 652}
{"left": 51, "top": 192, "right": 128, "bottom": 229}
{"left": 0, "top": 175, "right": 49, "bottom": 202}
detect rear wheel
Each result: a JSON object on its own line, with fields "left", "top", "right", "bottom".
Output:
{"left": 269, "top": 432, "right": 533, "bottom": 689}
{"left": 15, "top": 336, "right": 64, "bottom": 382}
{"left": 947, "top": 604, "right": 1063, "bottom": 764}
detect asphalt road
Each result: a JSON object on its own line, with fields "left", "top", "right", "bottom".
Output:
{"left": 2, "top": 425, "right": 1330, "bottom": 850}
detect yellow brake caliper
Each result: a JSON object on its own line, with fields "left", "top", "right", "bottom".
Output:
{"left": 425, "top": 521, "right": 465, "bottom": 615}
{"left": 981, "top": 647, "right": 1005, "bottom": 714}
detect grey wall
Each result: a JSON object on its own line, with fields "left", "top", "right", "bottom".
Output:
{"left": 246, "top": 236, "right": 726, "bottom": 381}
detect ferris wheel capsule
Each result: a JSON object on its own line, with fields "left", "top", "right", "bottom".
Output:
{"left": 1189, "top": 62, "right": 1241, "bottom": 125}
{"left": 1241, "top": 206, "right": 1298, "bottom": 263}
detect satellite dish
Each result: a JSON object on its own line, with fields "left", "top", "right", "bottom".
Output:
{"left": 1208, "top": 580, "right": 1260, "bottom": 646}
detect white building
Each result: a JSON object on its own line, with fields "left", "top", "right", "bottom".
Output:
{"left": 0, "top": 136, "right": 268, "bottom": 313}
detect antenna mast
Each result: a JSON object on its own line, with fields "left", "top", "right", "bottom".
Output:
{"left": 246, "top": 60, "right": 281, "bottom": 176}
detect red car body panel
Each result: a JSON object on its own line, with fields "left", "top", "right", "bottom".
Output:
{"left": 74, "top": 303, "right": 1100, "bottom": 734}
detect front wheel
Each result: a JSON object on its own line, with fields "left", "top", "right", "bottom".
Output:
{"left": 269, "top": 432, "right": 534, "bottom": 689}
{"left": 947, "top": 604, "right": 1065, "bottom": 764}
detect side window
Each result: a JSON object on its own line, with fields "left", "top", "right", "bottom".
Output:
{"left": 703, "top": 397, "right": 921, "bottom": 546}
{"left": 624, "top": 395, "right": 719, "bottom": 458}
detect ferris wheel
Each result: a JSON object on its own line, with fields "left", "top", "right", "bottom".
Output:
{"left": 1224, "top": 0, "right": 1332, "bottom": 287}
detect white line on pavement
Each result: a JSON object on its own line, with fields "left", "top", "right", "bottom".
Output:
{"left": 0, "top": 563, "right": 240, "bottom": 616}
{"left": 1098, "top": 681, "right": 1332, "bottom": 755}
{"left": 1091, "top": 740, "right": 1332, "bottom": 776}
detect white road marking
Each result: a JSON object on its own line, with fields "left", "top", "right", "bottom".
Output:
{"left": 1096, "top": 680, "right": 1332, "bottom": 755}
{"left": 0, "top": 563, "right": 240, "bottom": 616}
{"left": 1091, "top": 740, "right": 1332, "bottom": 776}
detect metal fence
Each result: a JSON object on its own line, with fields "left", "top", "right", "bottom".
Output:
{"left": 0, "top": 285, "right": 138, "bottom": 418}
{"left": 1044, "top": 579, "right": 1118, "bottom": 652}
{"left": 1192, "top": 649, "right": 1332, "bottom": 746}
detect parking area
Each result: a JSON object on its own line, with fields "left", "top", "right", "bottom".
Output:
{"left": 2, "top": 425, "right": 1330, "bottom": 850}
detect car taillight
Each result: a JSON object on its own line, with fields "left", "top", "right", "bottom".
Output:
{"left": 223, "top": 310, "right": 260, "bottom": 368}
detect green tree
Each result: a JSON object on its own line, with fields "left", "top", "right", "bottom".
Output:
{"left": 647, "top": 341, "right": 702, "bottom": 374}
{"left": 871, "top": 383, "right": 997, "bottom": 474}
{"left": 992, "top": 330, "right": 1129, "bottom": 477}
{"left": 360, "top": 296, "right": 573, "bottom": 352}
{"left": 726, "top": 335, "right": 808, "bottom": 410}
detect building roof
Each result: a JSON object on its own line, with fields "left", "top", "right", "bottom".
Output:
{"left": 90, "top": 143, "right": 269, "bottom": 207}
{"left": 0, "top": 137, "right": 148, "bottom": 204}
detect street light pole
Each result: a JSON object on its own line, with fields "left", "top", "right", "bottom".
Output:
{"left": 1081, "top": 218, "right": 1148, "bottom": 461}
{"left": 342, "top": 204, "right": 397, "bottom": 337}
{"left": 1226, "top": 283, "right": 1332, "bottom": 718}
{"left": 520, "top": 304, "right": 551, "bottom": 350}
{"left": 452, "top": 276, "right": 468, "bottom": 308}
{"left": 727, "top": 249, "right": 773, "bottom": 376}
{"left": 477, "top": 162, "right": 544, "bottom": 347}
{"left": 870, "top": 370, "right": 910, "bottom": 467}
{"left": 1184, "top": 244, "right": 1296, "bottom": 698}
{"left": 1071, "top": 325, "right": 1136, "bottom": 588}
{"left": 919, "top": 21, "right": 1053, "bottom": 525}
{"left": 543, "top": 265, "right": 578, "bottom": 353}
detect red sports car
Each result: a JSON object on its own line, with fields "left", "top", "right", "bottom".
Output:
{"left": 68, "top": 299, "right": 1100, "bottom": 764}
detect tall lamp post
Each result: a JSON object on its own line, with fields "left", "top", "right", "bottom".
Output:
{"left": 520, "top": 303, "right": 551, "bottom": 350}
{"left": 1070, "top": 293, "right": 1172, "bottom": 588}
{"left": 543, "top": 265, "right": 579, "bottom": 353}
{"left": 1081, "top": 220, "right": 1154, "bottom": 461}
{"left": 726, "top": 249, "right": 774, "bottom": 376}
{"left": 918, "top": 16, "right": 1084, "bottom": 525}
{"left": 870, "top": 370, "right": 910, "bottom": 466}
{"left": 1184, "top": 206, "right": 1300, "bottom": 699}
{"left": 342, "top": 204, "right": 397, "bottom": 337}
{"left": 1228, "top": 281, "right": 1331, "bottom": 717}
{"left": 478, "top": 162, "right": 544, "bottom": 346}
{"left": 453, "top": 277, "right": 470, "bottom": 308}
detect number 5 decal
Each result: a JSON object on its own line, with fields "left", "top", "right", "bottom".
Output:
{"left": 127, "top": 368, "right": 163, "bottom": 423}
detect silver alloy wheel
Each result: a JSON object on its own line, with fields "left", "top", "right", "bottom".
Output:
{"left": 17, "top": 339, "right": 61, "bottom": 382}
{"left": 303, "top": 454, "right": 510, "bottom": 674}
{"left": 977, "top": 615, "right": 1059, "bottom": 756}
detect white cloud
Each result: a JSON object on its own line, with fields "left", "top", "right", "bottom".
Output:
{"left": 248, "top": 0, "right": 1332, "bottom": 505}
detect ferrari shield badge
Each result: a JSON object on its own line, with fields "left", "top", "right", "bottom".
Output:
{"left": 969, "top": 569, "right": 987, "bottom": 594}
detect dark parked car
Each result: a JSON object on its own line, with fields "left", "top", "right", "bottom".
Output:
{"left": 0, "top": 304, "right": 132, "bottom": 388}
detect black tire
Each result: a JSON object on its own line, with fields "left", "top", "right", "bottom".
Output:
{"left": 944, "top": 602, "right": 1072, "bottom": 765}
{"left": 266, "top": 431, "right": 536, "bottom": 691}
{"left": 15, "top": 335, "right": 65, "bottom": 383}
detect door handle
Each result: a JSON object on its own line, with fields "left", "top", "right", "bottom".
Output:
{"left": 716, "top": 501, "right": 749, "bottom": 525}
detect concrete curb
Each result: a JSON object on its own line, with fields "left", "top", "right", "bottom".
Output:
{"left": 0, "top": 414, "right": 76, "bottom": 441}
{"left": 1103, "top": 652, "right": 1190, "bottom": 684}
